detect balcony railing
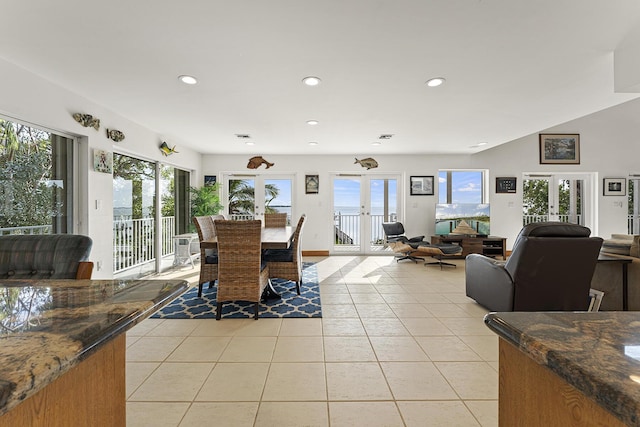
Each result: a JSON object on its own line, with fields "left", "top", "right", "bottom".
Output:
{"left": 334, "top": 213, "right": 397, "bottom": 247}
{"left": 0, "top": 225, "right": 52, "bottom": 235}
{"left": 113, "top": 216, "right": 176, "bottom": 273}
{"left": 523, "top": 214, "right": 583, "bottom": 226}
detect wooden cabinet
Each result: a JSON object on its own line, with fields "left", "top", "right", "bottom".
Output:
{"left": 431, "top": 235, "right": 506, "bottom": 259}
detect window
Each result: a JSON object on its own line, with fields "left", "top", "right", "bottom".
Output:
{"left": 438, "top": 170, "right": 487, "bottom": 204}
{"left": 0, "top": 118, "right": 74, "bottom": 234}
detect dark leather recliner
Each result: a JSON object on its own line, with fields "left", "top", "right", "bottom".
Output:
{"left": 465, "top": 222, "right": 603, "bottom": 311}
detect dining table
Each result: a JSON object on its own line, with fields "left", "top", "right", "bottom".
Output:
{"left": 200, "top": 225, "right": 294, "bottom": 299}
{"left": 199, "top": 225, "right": 294, "bottom": 250}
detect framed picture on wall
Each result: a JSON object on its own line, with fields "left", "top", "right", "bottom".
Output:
{"left": 603, "top": 178, "right": 626, "bottom": 196}
{"left": 305, "top": 175, "right": 319, "bottom": 194}
{"left": 496, "top": 177, "right": 517, "bottom": 193}
{"left": 204, "top": 175, "right": 217, "bottom": 186}
{"left": 410, "top": 176, "right": 434, "bottom": 195}
{"left": 539, "top": 133, "right": 580, "bottom": 164}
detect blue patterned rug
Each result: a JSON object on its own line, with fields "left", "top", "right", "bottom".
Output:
{"left": 152, "top": 262, "right": 321, "bottom": 319}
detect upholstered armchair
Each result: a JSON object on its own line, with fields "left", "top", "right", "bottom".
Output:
{"left": 465, "top": 222, "right": 603, "bottom": 312}
{"left": 0, "top": 234, "right": 93, "bottom": 279}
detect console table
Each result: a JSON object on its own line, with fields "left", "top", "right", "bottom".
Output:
{"left": 431, "top": 235, "right": 506, "bottom": 259}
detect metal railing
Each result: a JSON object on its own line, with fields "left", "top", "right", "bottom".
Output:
{"left": 334, "top": 213, "right": 397, "bottom": 247}
{"left": 113, "top": 216, "right": 176, "bottom": 273}
{"left": 523, "top": 214, "right": 583, "bottom": 226}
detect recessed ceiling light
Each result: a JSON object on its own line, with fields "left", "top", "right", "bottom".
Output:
{"left": 426, "top": 77, "right": 445, "bottom": 87}
{"left": 477, "top": 142, "right": 488, "bottom": 146}
{"left": 302, "top": 76, "right": 321, "bottom": 86}
{"left": 245, "top": 141, "right": 255, "bottom": 146}
{"left": 372, "top": 141, "right": 382, "bottom": 146}
{"left": 308, "top": 141, "right": 319, "bottom": 146}
{"left": 306, "top": 120, "right": 319, "bottom": 125}
{"left": 178, "top": 75, "right": 198, "bottom": 85}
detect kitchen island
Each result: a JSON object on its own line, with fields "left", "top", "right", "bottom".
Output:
{"left": 485, "top": 311, "right": 640, "bottom": 426}
{"left": 0, "top": 278, "right": 188, "bottom": 427}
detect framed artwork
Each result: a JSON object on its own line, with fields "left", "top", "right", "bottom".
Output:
{"left": 603, "top": 178, "right": 626, "bottom": 196}
{"left": 204, "top": 175, "right": 217, "bottom": 186}
{"left": 305, "top": 175, "right": 319, "bottom": 194}
{"left": 539, "top": 133, "right": 580, "bottom": 164}
{"left": 496, "top": 177, "right": 517, "bottom": 194}
{"left": 410, "top": 176, "right": 434, "bottom": 196}
{"left": 93, "top": 149, "right": 113, "bottom": 173}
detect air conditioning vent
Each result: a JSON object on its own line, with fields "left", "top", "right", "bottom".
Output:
{"left": 379, "top": 134, "right": 394, "bottom": 140}
{"left": 235, "top": 134, "right": 251, "bottom": 139}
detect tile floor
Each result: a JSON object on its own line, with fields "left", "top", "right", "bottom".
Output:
{"left": 126, "top": 256, "right": 498, "bottom": 426}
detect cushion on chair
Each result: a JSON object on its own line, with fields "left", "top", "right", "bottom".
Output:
{"left": 520, "top": 222, "right": 591, "bottom": 238}
{"left": 432, "top": 243, "right": 463, "bottom": 255}
{"left": 204, "top": 254, "right": 219, "bottom": 264}
{"left": 262, "top": 248, "right": 294, "bottom": 262}
{"left": 407, "top": 236, "right": 425, "bottom": 243}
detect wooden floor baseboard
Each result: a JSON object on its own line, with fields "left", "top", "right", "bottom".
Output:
{"left": 302, "top": 250, "right": 330, "bottom": 257}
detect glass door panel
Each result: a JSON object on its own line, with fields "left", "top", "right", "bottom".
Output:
{"left": 331, "top": 174, "right": 400, "bottom": 254}
{"left": 332, "top": 176, "right": 361, "bottom": 252}
{"left": 369, "top": 177, "right": 398, "bottom": 252}
{"left": 113, "top": 154, "right": 156, "bottom": 275}
{"left": 264, "top": 178, "right": 292, "bottom": 225}
{"left": 523, "top": 174, "right": 591, "bottom": 227}
{"left": 227, "top": 177, "right": 256, "bottom": 220}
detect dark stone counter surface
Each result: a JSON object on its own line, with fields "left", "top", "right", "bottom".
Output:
{"left": 0, "top": 278, "right": 188, "bottom": 415}
{"left": 485, "top": 311, "right": 640, "bottom": 426}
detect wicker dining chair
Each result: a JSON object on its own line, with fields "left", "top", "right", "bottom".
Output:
{"left": 214, "top": 219, "right": 270, "bottom": 320}
{"left": 192, "top": 215, "right": 225, "bottom": 297}
{"left": 264, "top": 212, "right": 288, "bottom": 227}
{"left": 263, "top": 214, "right": 306, "bottom": 295}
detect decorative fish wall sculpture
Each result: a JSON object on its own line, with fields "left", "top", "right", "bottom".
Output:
{"left": 72, "top": 113, "right": 100, "bottom": 130}
{"left": 354, "top": 157, "right": 379, "bottom": 169}
{"left": 247, "top": 156, "right": 274, "bottom": 169}
{"left": 106, "top": 129, "right": 125, "bottom": 142}
{"left": 160, "top": 141, "right": 179, "bottom": 156}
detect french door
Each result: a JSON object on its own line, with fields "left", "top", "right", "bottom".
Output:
{"left": 331, "top": 174, "right": 400, "bottom": 254}
{"left": 523, "top": 173, "right": 594, "bottom": 229}
{"left": 223, "top": 174, "right": 294, "bottom": 224}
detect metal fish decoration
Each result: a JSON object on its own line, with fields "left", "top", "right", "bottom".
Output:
{"left": 354, "top": 157, "right": 379, "bottom": 170}
{"left": 72, "top": 113, "right": 100, "bottom": 130}
{"left": 247, "top": 156, "right": 274, "bottom": 169}
{"left": 159, "top": 141, "right": 179, "bottom": 156}
{"left": 106, "top": 129, "right": 125, "bottom": 142}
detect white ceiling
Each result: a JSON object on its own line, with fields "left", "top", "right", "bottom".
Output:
{"left": 2, "top": 0, "right": 640, "bottom": 155}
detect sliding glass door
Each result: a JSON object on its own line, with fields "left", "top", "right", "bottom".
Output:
{"left": 113, "top": 154, "right": 190, "bottom": 276}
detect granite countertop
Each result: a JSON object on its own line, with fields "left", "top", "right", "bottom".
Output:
{"left": 0, "top": 278, "right": 188, "bottom": 416}
{"left": 485, "top": 311, "right": 640, "bottom": 426}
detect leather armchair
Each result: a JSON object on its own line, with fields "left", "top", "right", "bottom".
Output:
{"left": 465, "top": 222, "right": 603, "bottom": 311}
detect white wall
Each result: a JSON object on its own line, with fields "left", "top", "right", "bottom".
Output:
{"left": 202, "top": 154, "right": 476, "bottom": 251}
{"left": 0, "top": 58, "right": 202, "bottom": 278}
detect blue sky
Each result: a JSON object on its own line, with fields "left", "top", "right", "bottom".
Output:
{"left": 438, "top": 171, "right": 483, "bottom": 204}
